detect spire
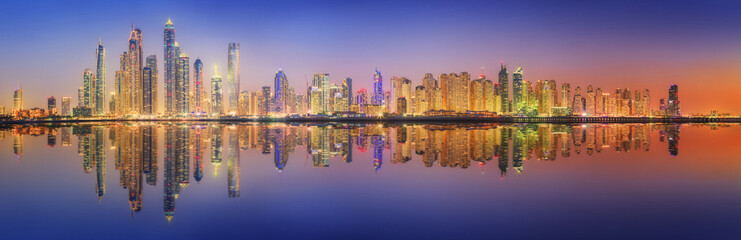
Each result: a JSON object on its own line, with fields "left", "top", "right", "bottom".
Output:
{"left": 166, "top": 17, "right": 173, "bottom": 26}
{"left": 214, "top": 64, "right": 220, "bottom": 77}
{"left": 98, "top": 36, "right": 101, "bottom": 45}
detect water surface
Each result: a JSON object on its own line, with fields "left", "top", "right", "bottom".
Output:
{"left": 0, "top": 123, "right": 739, "bottom": 239}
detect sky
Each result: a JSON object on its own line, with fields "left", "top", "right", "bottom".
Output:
{"left": 0, "top": 0, "right": 740, "bottom": 114}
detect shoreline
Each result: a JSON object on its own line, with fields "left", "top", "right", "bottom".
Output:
{"left": 1, "top": 116, "right": 739, "bottom": 125}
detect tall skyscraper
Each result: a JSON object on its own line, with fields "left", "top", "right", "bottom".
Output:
{"left": 128, "top": 26, "right": 143, "bottom": 114}
{"left": 164, "top": 18, "right": 176, "bottom": 115}
{"left": 83, "top": 69, "right": 95, "bottom": 108}
{"left": 142, "top": 67, "right": 154, "bottom": 114}
{"left": 47, "top": 97, "right": 57, "bottom": 115}
{"left": 177, "top": 52, "right": 190, "bottom": 114}
{"left": 95, "top": 39, "right": 106, "bottom": 114}
{"left": 193, "top": 58, "right": 205, "bottom": 114}
{"left": 261, "top": 86, "right": 272, "bottom": 115}
{"left": 61, "top": 97, "right": 71, "bottom": 116}
{"left": 342, "top": 78, "right": 352, "bottom": 111}
{"left": 146, "top": 55, "right": 158, "bottom": 114}
{"left": 273, "top": 69, "right": 288, "bottom": 114}
{"left": 498, "top": 63, "right": 509, "bottom": 113}
{"left": 227, "top": 43, "right": 240, "bottom": 114}
{"left": 667, "top": 84, "right": 680, "bottom": 117}
{"left": 211, "top": 64, "right": 224, "bottom": 115}
{"left": 372, "top": 69, "right": 383, "bottom": 106}
{"left": 512, "top": 66, "right": 523, "bottom": 113}
{"left": 311, "top": 73, "right": 330, "bottom": 114}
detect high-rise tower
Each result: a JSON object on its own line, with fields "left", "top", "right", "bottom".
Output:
{"left": 667, "top": 84, "right": 680, "bottom": 117}
{"left": 512, "top": 66, "right": 523, "bottom": 113}
{"left": 83, "top": 69, "right": 95, "bottom": 108}
{"left": 193, "top": 58, "right": 205, "bottom": 114}
{"left": 164, "top": 18, "right": 176, "bottom": 115}
{"left": 227, "top": 43, "right": 240, "bottom": 114}
{"left": 95, "top": 39, "right": 106, "bottom": 114}
{"left": 145, "top": 55, "right": 157, "bottom": 114}
{"left": 498, "top": 63, "right": 509, "bottom": 113}
{"left": 128, "top": 27, "right": 143, "bottom": 114}
{"left": 273, "top": 69, "right": 288, "bottom": 114}
{"left": 372, "top": 69, "right": 383, "bottom": 106}
{"left": 211, "top": 64, "right": 224, "bottom": 115}
{"left": 177, "top": 52, "right": 190, "bottom": 114}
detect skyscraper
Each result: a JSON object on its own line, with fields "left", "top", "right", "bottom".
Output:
{"left": 227, "top": 43, "right": 240, "bottom": 114}
{"left": 498, "top": 63, "right": 509, "bottom": 113}
{"left": 177, "top": 52, "right": 190, "bottom": 114}
{"left": 164, "top": 18, "right": 176, "bottom": 115}
{"left": 95, "top": 39, "right": 106, "bottom": 114}
{"left": 47, "top": 97, "right": 57, "bottom": 115}
{"left": 342, "top": 78, "right": 352, "bottom": 111}
{"left": 83, "top": 69, "right": 95, "bottom": 108}
{"left": 193, "top": 58, "right": 205, "bottom": 114}
{"left": 61, "top": 97, "right": 71, "bottom": 116}
{"left": 13, "top": 83, "right": 22, "bottom": 111}
{"left": 667, "top": 84, "right": 680, "bottom": 117}
{"left": 142, "top": 67, "right": 154, "bottom": 114}
{"left": 273, "top": 69, "right": 288, "bottom": 114}
{"left": 211, "top": 64, "right": 224, "bottom": 115}
{"left": 372, "top": 69, "right": 383, "bottom": 105}
{"left": 512, "top": 66, "right": 523, "bottom": 113}
{"left": 128, "top": 27, "right": 143, "bottom": 114}
{"left": 146, "top": 55, "right": 158, "bottom": 114}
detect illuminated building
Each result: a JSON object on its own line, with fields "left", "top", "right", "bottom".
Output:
{"left": 595, "top": 88, "right": 604, "bottom": 115}
{"left": 343, "top": 78, "right": 352, "bottom": 109}
{"left": 561, "top": 83, "right": 571, "bottom": 109}
{"left": 666, "top": 84, "right": 680, "bottom": 117}
{"left": 13, "top": 83, "right": 23, "bottom": 111}
{"left": 128, "top": 26, "right": 143, "bottom": 114}
{"left": 498, "top": 63, "right": 509, "bottom": 113}
{"left": 261, "top": 86, "right": 272, "bottom": 115}
{"left": 396, "top": 98, "right": 407, "bottom": 114}
{"left": 190, "top": 58, "right": 205, "bottom": 115}
{"left": 310, "top": 73, "right": 330, "bottom": 114}
{"left": 274, "top": 69, "right": 288, "bottom": 113}
{"left": 164, "top": 18, "right": 176, "bottom": 115}
{"left": 441, "top": 72, "right": 470, "bottom": 113}
{"left": 142, "top": 67, "right": 154, "bottom": 114}
{"left": 61, "top": 97, "right": 72, "bottom": 116}
{"left": 95, "top": 39, "right": 106, "bottom": 114}
{"left": 249, "top": 91, "right": 261, "bottom": 115}
{"left": 175, "top": 52, "right": 190, "bottom": 114}
{"left": 47, "top": 97, "right": 57, "bottom": 115}
{"left": 227, "top": 43, "right": 240, "bottom": 114}
{"left": 481, "top": 78, "right": 493, "bottom": 113}
{"left": 211, "top": 64, "right": 224, "bottom": 115}
{"left": 512, "top": 66, "right": 524, "bottom": 113}
{"left": 470, "top": 77, "right": 484, "bottom": 111}
{"left": 238, "top": 91, "right": 249, "bottom": 115}
{"left": 372, "top": 69, "right": 384, "bottom": 106}
{"left": 142, "top": 55, "right": 157, "bottom": 115}
{"left": 355, "top": 88, "right": 368, "bottom": 113}
{"left": 83, "top": 69, "right": 95, "bottom": 108}
{"left": 414, "top": 85, "right": 427, "bottom": 114}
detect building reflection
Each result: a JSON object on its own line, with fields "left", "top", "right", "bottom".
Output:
{"left": 0, "top": 122, "right": 711, "bottom": 221}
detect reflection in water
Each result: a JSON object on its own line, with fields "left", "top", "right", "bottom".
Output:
{"left": 0, "top": 122, "right": 698, "bottom": 221}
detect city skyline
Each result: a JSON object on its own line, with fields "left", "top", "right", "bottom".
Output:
{"left": 1, "top": 0, "right": 741, "bottom": 114}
